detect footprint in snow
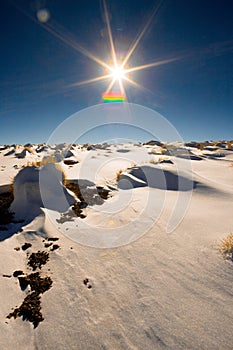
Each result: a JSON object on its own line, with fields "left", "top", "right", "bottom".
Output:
{"left": 83, "top": 278, "right": 92, "bottom": 289}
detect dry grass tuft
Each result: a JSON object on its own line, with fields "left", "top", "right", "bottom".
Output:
{"left": 24, "top": 146, "right": 34, "bottom": 154}
{"left": 116, "top": 169, "right": 123, "bottom": 181}
{"left": 219, "top": 233, "right": 233, "bottom": 261}
{"left": 26, "top": 156, "right": 57, "bottom": 168}
{"left": 25, "top": 160, "right": 42, "bottom": 167}
{"left": 25, "top": 158, "right": 67, "bottom": 183}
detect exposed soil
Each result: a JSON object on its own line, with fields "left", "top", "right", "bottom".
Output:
{"left": 65, "top": 182, "right": 110, "bottom": 219}
{"left": 0, "top": 191, "right": 14, "bottom": 225}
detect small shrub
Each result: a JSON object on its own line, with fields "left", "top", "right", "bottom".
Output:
{"left": 220, "top": 233, "right": 233, "bottom": 261}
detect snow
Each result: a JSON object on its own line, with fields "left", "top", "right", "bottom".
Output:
{"left": 10, "top": 163, "right": 77, "bottom": 222}
{"left": 0, "top": 141, "right": 233, "bottom": 349}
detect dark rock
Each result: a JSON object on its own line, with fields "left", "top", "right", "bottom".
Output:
{"left": 50, "top": 244, "right": 60, "bottom": 251}
{"left": 47, "top": 237, "right": 59, "bottom": 242}
{"left": 13, "top": 270, "right": 24, "bottom": 277}
{"left": 63, "top": 159, "right": 79, "bottom": 165}
{"left": 143, "top": 140, "right": 163, "bottom": 147}
{"left": 21, "top": 242, "right": 32, "bottom": 251}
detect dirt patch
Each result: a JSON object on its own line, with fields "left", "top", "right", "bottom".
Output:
{"left": 0, "top": 191, "right": 14, "bottom": 225}
{"left": 65, "top": 182, "right": 110, "bottom": 219}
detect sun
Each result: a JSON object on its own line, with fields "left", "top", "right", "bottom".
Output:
{"left": 110, "top": 65, "right": 127, "bottom": 82}
{"left": 64, "top": 0, "right": 181, "bottom": 99}
{"left": 37, "top": 0, "right": 182, "bottom": 100}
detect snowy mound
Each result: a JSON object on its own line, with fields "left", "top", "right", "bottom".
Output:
{"left": 10, "top": 163, "right": 76, "bottom": 221}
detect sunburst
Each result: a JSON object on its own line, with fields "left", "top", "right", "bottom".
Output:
{"left": 11, "top": 0, "right": 233, "bottom": 102}
{"left": 67, "top": 0, "right": 182, "bottom": 99}
{"left": 31, "top": 0, "right": 182, "bottom": 99}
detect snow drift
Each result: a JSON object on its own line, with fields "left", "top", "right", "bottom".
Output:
{"left": 10, "top": 163, "right": 76, "bottom": 221}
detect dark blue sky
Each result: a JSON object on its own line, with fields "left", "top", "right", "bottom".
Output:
{"left": 0, "top": 0, "right": 232, "bottom": 144}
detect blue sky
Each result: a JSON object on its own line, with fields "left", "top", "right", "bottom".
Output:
{"left": 0, "top": 0, "right": 232, "bottom": 144}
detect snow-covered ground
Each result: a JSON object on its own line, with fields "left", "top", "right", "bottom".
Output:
{"left": 0, "top": 140, "right": 233, "bottom": 349}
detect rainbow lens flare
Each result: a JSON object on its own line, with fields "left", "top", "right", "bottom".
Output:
{"left": 102, "top": 92, "right": 126, "bottom": 103}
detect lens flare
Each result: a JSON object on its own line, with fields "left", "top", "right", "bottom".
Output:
{"left": 102, "top": 91, "right": 126, "bottom": 103}
{"left": 17, "top": 0, "right": 184, "bottom": 101}
{"left": 37, "top": 9, "right": 50, "bottom": 23}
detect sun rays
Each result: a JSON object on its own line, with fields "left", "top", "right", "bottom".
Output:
{"left": 65, "top": 0, "right": 176, "bottom": 98}
{"left": 67, "top": 0, "right": 172, "bottom": 98}
{"left": 32, "top": 0, "right": 182, "bottom": 99}
{"left": 10, "top": 0, "right": 233, "bottom": 103}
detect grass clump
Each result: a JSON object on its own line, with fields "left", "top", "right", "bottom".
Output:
{"left": 18, "top": 272, "right": 52, "bottom": 294}
{"left": 28, "top": 251, "right": 49, "bottom": 271}
{"left": 7, "top": 246, "right": 53, "bottom": 328}
{"left": 7, "top": 292, "right": 43, "bottom": 328}
{"left": 220, "top": 233, "right": 233, "bottom": 261}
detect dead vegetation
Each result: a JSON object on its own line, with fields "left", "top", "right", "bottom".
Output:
{"left": 220, "top": 233, "right": 233, "bottom": 261}
{"left": 18, "top": 272, "right": 52, "bottom": 294}
{"left": 116, "top": 169, "right": 123, "bottom": 181}
{"left": 7, "top": 291, "right": 44, "bottom": 328}
{"left": 28, "top": 251, "right": 49, "bottom": 271}
{"left": 7, "top": 243, "right": 56, "bottom": 328}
